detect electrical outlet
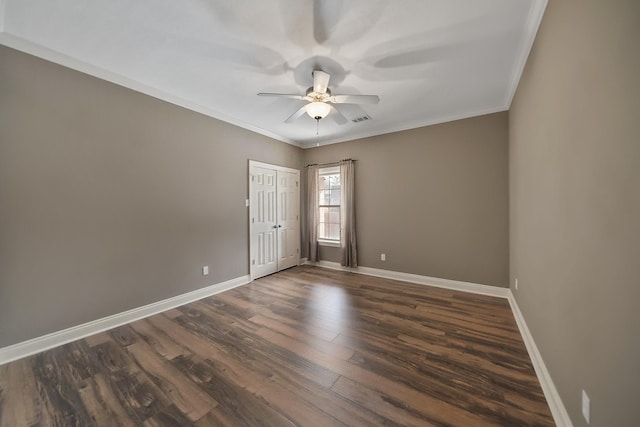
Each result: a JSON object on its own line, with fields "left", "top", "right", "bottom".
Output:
{"left": 582, "top": 390, "right": 590, "bottom": 423}
{"left": 380, "top": 253, "right": 386, "bottom": 261}
{"left": 515, "top": 278, "right": 518, "bottom": 290}
{"left": 202, "top": 266, "right": 209, "bottom": 276}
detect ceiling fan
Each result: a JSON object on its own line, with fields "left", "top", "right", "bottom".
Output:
{"left": 258, "top": 70, "right": 380, "bottom": 124}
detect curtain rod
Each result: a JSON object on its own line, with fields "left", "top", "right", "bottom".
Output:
{"left": 305, "top": 158, "right": 356, "bottom": 168}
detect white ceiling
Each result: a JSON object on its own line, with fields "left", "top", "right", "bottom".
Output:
{"left": 0, "top": 0, "right": 546, "bottom": 148}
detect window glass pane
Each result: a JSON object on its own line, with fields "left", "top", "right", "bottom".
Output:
{"left": 323, "top": 189, "right": 330, "bottom": 205}
{"left": 318, "top": 189, "right": 330, "bottom": 205}
{"left": 319, "top": 175, "right": 330, "bottom": 190}
{"left": 318, "top": 207, "right": 340, "bottom": 240}
{"left": 328, "top": 223, "right": 340, "bottom": 240}
{"left": 328, "top": 208, "right": 339, "bottom": 223}
{"left": 318, "top": 207, "right": 328, "bottom": 225}
{"left": 318, "top": 170, "right": 341, "bottom": 241}
{"left": 318, "top": 207, "right": 329, "bottom": 223}
{"left": 321, "top": 174, "right": 337, "bottom": 189}
{"left": 330, "top": 189, "right": 341, "bottom": 205}
{"left": 318, "top": 222, "right": 327, "bottom": 239}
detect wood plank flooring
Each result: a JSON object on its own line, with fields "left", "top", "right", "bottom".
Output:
{"left": 0, "top": 266, "right": 555, "bottom": 426}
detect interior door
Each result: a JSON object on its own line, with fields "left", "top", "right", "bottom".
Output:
{"left": 277, "top": 171, "right": 299, "bottom": 270}
{"left": 250, "top": 166, "right": 278, "bottom": 278}
{"left": 250, "top": 161, "right": 300, "bottom": 280}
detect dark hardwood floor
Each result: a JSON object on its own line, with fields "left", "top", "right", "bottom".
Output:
{"left": 0, "top": 266, "right": 554, "bottom": 426}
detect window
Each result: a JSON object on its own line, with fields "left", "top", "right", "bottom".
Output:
{"left": 318, "top": 166, "right": 340, "bottom": 242}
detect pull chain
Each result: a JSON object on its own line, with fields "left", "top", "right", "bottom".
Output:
{"left": 316, "top": 118, "right": 320, "bottom": 146}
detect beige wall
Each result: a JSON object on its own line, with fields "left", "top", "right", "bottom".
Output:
{"left": 0, "top": 46, "right": 302, "bottom": 347}
{"left": 7, "top": 3, "right": 634, "bottom": 422}
{"left": 509, "top": 0, "right": 640, "bottom": 425}
{"left": 304, "top": 113, "right": 509, "bottom": 287}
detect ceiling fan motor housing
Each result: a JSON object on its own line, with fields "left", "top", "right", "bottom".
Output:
{"left": 306, "top": 86, "right": 331, "bottom": 102}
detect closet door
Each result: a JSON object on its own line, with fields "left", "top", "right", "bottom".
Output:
{"left": 250, "top": 161, "right": 300, "bottom": 280}
{"left": 250, "top": 166, "right": 278, "bottom": 278}
{"left": 276, "top": 170, "right": 299, "bottom": 271}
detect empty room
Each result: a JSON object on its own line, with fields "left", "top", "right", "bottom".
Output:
{"left": 0, "top": 0, "right": 637, "bottom": 426}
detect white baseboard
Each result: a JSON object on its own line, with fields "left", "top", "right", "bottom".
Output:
{"left": 508, "top": 294, "right": 574, "bottom": 427}
{"left": 0, "top": 262, "right": 572, "bottom": 427}
{"left": 0, "top": 275, "right": 251, "bottom": 365}
{"left": 304, "top": 260, "right": 510, "bottom": 298}
{"left": 304, "top": 260, "right": 572, "bottom": 426}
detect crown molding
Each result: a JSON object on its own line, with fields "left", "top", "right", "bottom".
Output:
{"left": 302, "top": 104, "right": 509, "bottom": 149}
{"left": 0, "top": 0, "right": 547, "bottom": 148}
{"left": 0, "top": 33, "right": 301, "bottom": 148}
{"left": 504, "top": 0, "right": 549, "bottom": 107}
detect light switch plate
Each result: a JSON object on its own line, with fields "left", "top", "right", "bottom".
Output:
{"left": 202, "top": 266, "right": 209, "bottom": 276}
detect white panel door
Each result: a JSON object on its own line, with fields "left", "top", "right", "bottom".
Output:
{"left": 250, "top": 166, "right": 278, "bottom": 278}
{"left": 250, "top": 161, "right": 300, "bottom": 280}
{"left": 277, "top": 171, "right": 299, "bottom": 271}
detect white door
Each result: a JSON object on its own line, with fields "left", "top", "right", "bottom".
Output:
{"left": 250, "top": 166, "right": 278, "bottom": 278}
{"left": 277, "top": 171, "right": 299, "bottom": 270}
{"left": 250, "top": 161, "right": 300, "bottom": 279}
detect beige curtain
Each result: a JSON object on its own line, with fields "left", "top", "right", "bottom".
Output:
{"left": 340, "top": 160, "right": 357, "bottom": 267}
{"left": 307, "top": 165, "right": 320, "bottom": 262}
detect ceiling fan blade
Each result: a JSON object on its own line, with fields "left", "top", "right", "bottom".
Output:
{"left": 284, "top": 106, "right": 308, "bottom": 123}
{"left": 331, "top": 94, "right": 380, "bottom": 104}
{"left": 329, "top": 105, "right": 348, "bottom": 125}
{"left": 258, "top": 93, "right": 307, "bottom": 100}
{"left": 313, "top": 70, "right": 331, "bottom": 94}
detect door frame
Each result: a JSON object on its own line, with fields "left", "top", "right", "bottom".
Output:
{"left": 249, "top": 160, "right": 301, "bottom": 280}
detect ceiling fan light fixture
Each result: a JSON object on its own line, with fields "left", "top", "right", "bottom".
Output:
{"left": 305, "top": 102, "right": 331, "bottom": 120}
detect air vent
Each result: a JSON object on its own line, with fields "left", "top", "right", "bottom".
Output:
{"left": 351, "top": 115, "right": 371, "bottom": 123}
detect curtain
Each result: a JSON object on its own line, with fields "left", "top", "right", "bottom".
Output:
{"left": 340, "top": 160, "right": 357, "bottom": 267}
{"left": 307, "top": 165, "right": 320, "bottom": 262}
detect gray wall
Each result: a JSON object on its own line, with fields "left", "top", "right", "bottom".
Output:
{"left": 509, "top": 0, "right": 640, "bottom": 425}
{"left": 0, "top": 46, "right": 302, "bottom": 347}
{"left": 304, "top": 113, "right": 509, "bottom": 287}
